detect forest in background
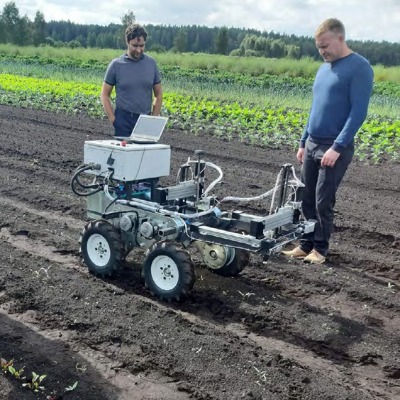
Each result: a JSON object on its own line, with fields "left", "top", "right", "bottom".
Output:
{"left": 1, "top": 1, "right": 400, "bottom": 66}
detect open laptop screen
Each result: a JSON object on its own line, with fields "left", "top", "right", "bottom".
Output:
{"left": 114, "top": 114, "right": 168, "bottom": 143}
{"left": 131, "top": 114, "right": 168, "bottom": 143}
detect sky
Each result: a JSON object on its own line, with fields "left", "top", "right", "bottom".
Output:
{"left": 12, "top": 0, "right": 400, "bottom": 43}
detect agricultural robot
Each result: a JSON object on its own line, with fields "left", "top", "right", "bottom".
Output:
{"left": 71, "top": 139, "right": 314, "bottom": 301}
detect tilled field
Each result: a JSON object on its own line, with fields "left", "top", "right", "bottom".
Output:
{"left": 0, "top": 104, "right": 400, "bottom": 400}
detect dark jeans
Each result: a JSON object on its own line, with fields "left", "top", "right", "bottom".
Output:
{"left": 300, "top": 139, "right": 354, "bottom": 256}
{"left": 113, "top": 108, "right": 139, "bottom": 137}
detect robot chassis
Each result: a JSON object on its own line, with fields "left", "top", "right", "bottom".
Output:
{"left": 71, "top": 139, "right": 315, "bottom": 301}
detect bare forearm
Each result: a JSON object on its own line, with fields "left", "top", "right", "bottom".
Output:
{"left": 152, "top": 95, "right": 162, "bottom": 116}
{"left": 100, "top": 82, "right": 115, "bottom": 123}
{"left": 101, "top": 95, "right": 115, "bottom": 122}
{"left": 152, "top": 83, "right": 163, "bottom": 116}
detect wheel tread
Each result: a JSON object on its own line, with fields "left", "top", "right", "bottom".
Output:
{"left": 80, "top": 220, "right": 125, "bottom": 277}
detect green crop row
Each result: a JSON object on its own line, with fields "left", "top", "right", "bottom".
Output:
{"left": 2, "top": 55, "right": 400, "bottom": 124}
{"left": 0, "top": 72, "right": 399, "bottom": 162}
{"left": 2, "top": 54, "right": 400, "bottom": 99}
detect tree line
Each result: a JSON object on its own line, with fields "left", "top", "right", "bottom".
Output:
{"left": 1, "top": 2, "right": 399, "bottom": 66}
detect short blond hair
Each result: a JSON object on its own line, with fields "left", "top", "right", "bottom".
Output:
{"left": 315, "top": 18, "right": 345, "bottom": 38}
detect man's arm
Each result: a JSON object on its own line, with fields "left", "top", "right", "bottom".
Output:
{"left": 331, "top": 62, "right": 374, "bottom": 153}
{"left": 151, "top": 82, "right": 163, "bottom": 116}
{"left": 100, "top": 82, "right": 115, "bottom": 123}
{"left": 297, "top": 116, "right": 310, "bottom": 163}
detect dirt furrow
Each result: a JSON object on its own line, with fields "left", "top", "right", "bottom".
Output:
{"left": 1, "top": 104, "right": 400, "bottom": 399}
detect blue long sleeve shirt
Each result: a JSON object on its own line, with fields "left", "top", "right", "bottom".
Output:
{"left": 300, "top": 53, "right": 374, "bottom": 153}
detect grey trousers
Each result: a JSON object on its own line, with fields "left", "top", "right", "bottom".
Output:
{"left": 300, "top": 139, "right": 354, "bottom": 256}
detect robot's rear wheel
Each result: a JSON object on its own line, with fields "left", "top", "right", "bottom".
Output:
{"left": 80, "top": 220, "right": 125, "bottom": 277}
{"left": 142, "top": 242, "right": 196, "bottom": 301}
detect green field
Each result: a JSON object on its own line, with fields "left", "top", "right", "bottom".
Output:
{"left": 0, "top": 45, "right": 399, "bottom": 162}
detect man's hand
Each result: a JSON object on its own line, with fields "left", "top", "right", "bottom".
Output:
{"left": 321, "top": 148, "right": 340, "bottom": 167}
{"left": 297, "top": 148, "right": 305, "bottom": 163}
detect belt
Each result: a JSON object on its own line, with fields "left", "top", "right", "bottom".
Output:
{"left": 116, "top": 108, "right": 139, "bottom": 117}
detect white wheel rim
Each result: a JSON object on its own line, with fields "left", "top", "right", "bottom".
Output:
{"left": 86, "top": 233, "right": 111, "bottom": 267}
{"left": 151, "top": 255, "right": 179, "bottom": 291}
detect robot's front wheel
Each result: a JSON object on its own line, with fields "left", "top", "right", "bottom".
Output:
{"left": 142, "top": 242, "right": 196, "bottom": 301}
{"left": 80, "top": 220, "right": 125, "bottom": 277}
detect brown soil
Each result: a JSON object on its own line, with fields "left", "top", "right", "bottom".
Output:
{"left": 0, "top": 104, "right": 400, "bottom": 400}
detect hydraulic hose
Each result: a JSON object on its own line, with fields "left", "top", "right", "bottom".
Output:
{"left": 71, "top": 164, "right": 103, "bottom": 197}
{"left": 219, "top": 165, "right": 303, "bottom": 208}
{"left": 202, "top": 161, "right": 223, "bottom": 198}
{"left": 183, "top": 159, "right": 224, "bottom": 198}
{"left": 220, "top": 187, "right": 276, "bottom": 204}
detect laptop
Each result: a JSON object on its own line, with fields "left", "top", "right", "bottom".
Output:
{"left": 115, "top": 114, "right": 168, "bottom": 144}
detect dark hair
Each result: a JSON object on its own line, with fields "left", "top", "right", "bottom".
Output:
{"left": 125, "top": 24, "right": 148, "bottom": 42}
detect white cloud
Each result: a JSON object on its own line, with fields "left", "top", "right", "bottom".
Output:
{"left": 13, "top": 0, "right": 400, "bottom": 42}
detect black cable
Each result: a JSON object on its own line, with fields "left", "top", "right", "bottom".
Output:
{"left": 70, "top": 164, "right": 103, "bottom": 197}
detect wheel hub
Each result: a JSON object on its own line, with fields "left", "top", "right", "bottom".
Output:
{"left": 160, "top": 265, "right": 173, "bottom": 278}
{"left": 96, "top": 243, "right": 107, "bottom": 256}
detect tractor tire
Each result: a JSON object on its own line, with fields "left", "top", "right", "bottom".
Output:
{"left": 211, "top": 248, "right": 250, "bottom": 277}
{"left": 142, "top": 242, "right": 196, "bottom": 301}
{"left": 80, "top": 220, "right": 125, "bottom": 277}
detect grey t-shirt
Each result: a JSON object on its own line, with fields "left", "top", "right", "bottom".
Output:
{"left": 104, "top": 53, "right": 161, "bottom": 115}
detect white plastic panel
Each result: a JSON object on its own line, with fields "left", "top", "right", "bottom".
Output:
{"left": 83, "top": 140, "right": 171, "bottom": 181}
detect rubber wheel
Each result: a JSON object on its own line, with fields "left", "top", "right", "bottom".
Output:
{"left": 80, "top": 220, "right": 125, "bottom": 277}
{"left": 142, "top": 242, "right": 196, "bottom": 301}
{"left": 212, "top": 248, "right": 250, "bottom": 277}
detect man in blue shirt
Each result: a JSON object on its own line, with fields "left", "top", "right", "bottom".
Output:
{"left": 283, "top": 18, "right": 374, "bottom": 264}
{"left": 100, "top": 24, "right": 163, "bottom": 137}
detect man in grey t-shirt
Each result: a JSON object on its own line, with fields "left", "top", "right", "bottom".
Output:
{"left": 100, "top": 24, "right": 163, "bottom": 137}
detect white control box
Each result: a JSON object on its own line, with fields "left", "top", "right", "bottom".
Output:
{"left": 84, "top": 140, "right": 171, "bottom": 181}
